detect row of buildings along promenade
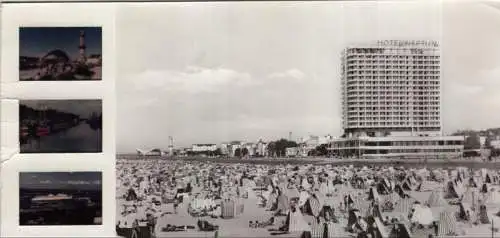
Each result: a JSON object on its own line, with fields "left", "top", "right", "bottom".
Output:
{"left": 189, "top": 135, "right": 334, "bottom": 158}
{"left": 138, "top": 40, "right": 500, "bottom": 159}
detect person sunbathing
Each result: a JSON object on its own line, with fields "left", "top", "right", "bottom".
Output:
{"left": 197, "top": 219, "right": 219, "bottom": 232}
{"left": 161, "top": 224, "right": 195, "bottom": 232}
{"left": 257, "top": 217, "right": 275, "bottom": 228}
{"left": 161, "top": 224, "right": 177, "bottom": 232}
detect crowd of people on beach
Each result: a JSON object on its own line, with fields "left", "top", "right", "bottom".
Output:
{"left": 116, "top": 158, "right": 500, "bottom": 238}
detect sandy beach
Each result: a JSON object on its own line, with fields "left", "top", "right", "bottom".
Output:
{"left": 116, "top": 156, "right": 500, "bottom": 238}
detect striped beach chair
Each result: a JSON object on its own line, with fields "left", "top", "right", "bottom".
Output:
{"left": 308, "top": 196, "right": 321, "bottom": 217}
{"left": 438, "top": 211, "right": 458, "bottom": 236}
{"left": 324, "top": 221, "right": 343, "bottom": 238}
{"left": 308, "top": 218, "right": 326, "bottom": 238}
{"left": 394, "top": 198, "right": 414, "bottom": 216}
{"left": 235, "top": 199, "right": 244, "bottom": 216}
{"left": 221, "top": 199, "right": 236, "bottom": 219}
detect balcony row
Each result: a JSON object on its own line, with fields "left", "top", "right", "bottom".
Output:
{"left": 346, "top": 92, "right": 439, "bottom": 96}
{"left": 346, "top": 89, "right": 439, "bottom": 92}
{"left": 346, "top": 85, "right": 439, "bottom": 90}
{"left": 346, "top": 70, "right": 440, "bottom": 75}
{"left": 347, "top": 65, "right": 440, "bottom": 70}
{"left": 346, "top": 107, "right": 440, "bottom": 111}
{"left": 346, "top": 77, "right": 440, "bottom": 81}
{"left": 346, "top": 122, "right": 441, "bottom": 127}
{"left": 346, "top": 54, "right": 439, "bottom": 59}
{"left": 346, "top": 59, "right": 440, "bottom": 64}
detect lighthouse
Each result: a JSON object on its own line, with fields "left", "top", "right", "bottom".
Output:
{"left": 79, "top": 30, "right": 87, "bottom": 64}
{"left": 168, "top": 136, "right": 174, "bottom": 156}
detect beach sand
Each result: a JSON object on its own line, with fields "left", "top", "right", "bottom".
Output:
{"left": 116, "top": 157, "right": 500, "bottom": 238}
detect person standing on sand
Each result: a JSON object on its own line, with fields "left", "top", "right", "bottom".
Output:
{"left": 344, "top": 195, "right": 348, "bottom": 211}
{"left": 173, "top": 198, "right": 179, "bottom": 214}
{"left": 433, "top": 221, "right": 438, "bottom": 236}
{"left": 467, "top": 210, "right": 472, "bottom": 227}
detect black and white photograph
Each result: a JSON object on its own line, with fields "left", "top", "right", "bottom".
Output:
{"left": 20, "top": 100, "right": 102, "bottom": 153}
{"left": 19, "top": 171, "right": 102, "bottom": 226}
{"left": 115, "top": 2, "right": 500, "bottom": 238}
{"left": 19, "top": 27, "right": 102, "bottom": 81}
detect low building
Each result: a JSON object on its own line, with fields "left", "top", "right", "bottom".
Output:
{"left": 192, "top": 144, "right": 217, "bottom": 152}
{"left": 178, "top": 149, "right": 188, "bottom": 156}
{"left": 286, "top": 147, "right": 299, "bottom": 157}
{"left": 136, "top": 148, "right": 164, "bottom": 156}
{"left": 256, "top": 140, "right": 268, "bottom": 157}
{"left": 228, "top": 141, "right": 243, "bottom": 157}
{"left": 480, "top": 136, "right": 487, "bottom": 148}
{"left": 329, "top": 135, "right": 464, "bottom": 159}
{"left": 220, "top": 143, "right": 230, "bottom": 156}
{"left": 298, "top": 135, "right": 333, "bottom": 157}
{"left": 491, "top": 140, "right": 500, "bottom": 149}
{"left": 242, "top": 143, "right": 256, "bottom": 157}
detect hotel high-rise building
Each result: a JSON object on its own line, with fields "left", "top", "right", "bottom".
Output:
{"left": 341, "top": 40, "right": 441, "bottom": 137}
{"left": 331, "top": 40, "right": 464, "bottom": 159}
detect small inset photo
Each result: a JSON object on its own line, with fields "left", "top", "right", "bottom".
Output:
{"left": 19, "top": 171, "right": 103, "bottom": 226}
{"left": 19, "top": 99, "right": 102, "bottom": 153}
{"left": 19, "top": 27, "right": 102, "bottom": 81}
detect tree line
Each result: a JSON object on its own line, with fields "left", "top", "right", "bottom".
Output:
{"left": 453, "top": 130, "right": 500, "bottom": 157}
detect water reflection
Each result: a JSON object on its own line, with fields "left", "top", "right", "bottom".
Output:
{"left": 21, "top": 122, "right": 102, "bottom": 153}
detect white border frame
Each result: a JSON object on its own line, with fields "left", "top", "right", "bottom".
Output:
{"left": 1, "top": 3, "right": 116, "bottom": 237}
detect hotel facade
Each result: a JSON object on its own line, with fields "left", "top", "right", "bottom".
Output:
{"left": 330, "top": 40, "right": 464, "bottom": 159}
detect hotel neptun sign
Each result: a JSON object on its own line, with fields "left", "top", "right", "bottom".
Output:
{"left": 376, "top": 40, "right": 439, "bottom": 48}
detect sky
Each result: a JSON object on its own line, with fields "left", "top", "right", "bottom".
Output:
{"left": 21, "top": 100, "right": 102, "bottom": 118}
{"left": 19, "top": 172, "right": 102, "bottom": 190}
{"left": 116, "top": 1, "right": 500, "bottom": 153}
{"left": 19, "top": 27, "right": 102, "bottom": 59}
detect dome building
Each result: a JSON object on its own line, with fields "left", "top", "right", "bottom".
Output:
{"left": 36, "top": 49, "right": 74, "bottom": 80}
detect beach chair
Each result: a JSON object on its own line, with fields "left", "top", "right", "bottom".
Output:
{"left": 136, "top": 221, "right": 152, "bottom": 238}
{"left": 118, "top": 227, "right": 137, "bottom": 238}
{"left": 221, "top": 199, "right": 236, "bottom": 219}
